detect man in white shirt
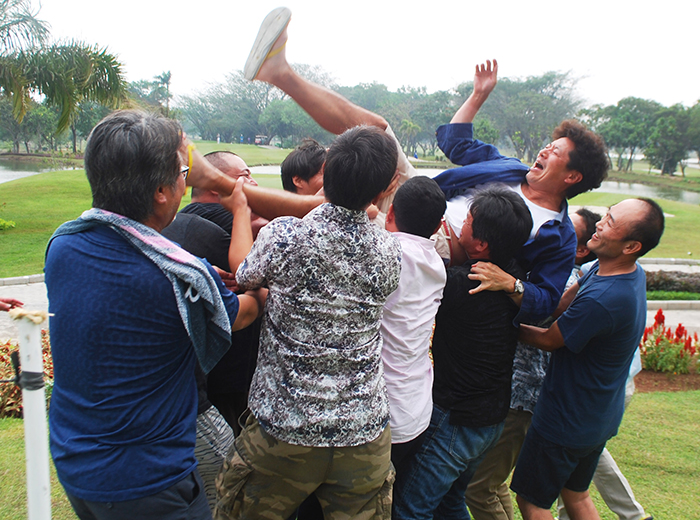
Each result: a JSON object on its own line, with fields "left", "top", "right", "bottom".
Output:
{"left": 382, "top": 176, "right": 447, "bottom": 476}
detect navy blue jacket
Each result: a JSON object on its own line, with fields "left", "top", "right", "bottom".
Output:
{"left": 434, "top": 123, "right": 576, "bottom": 324}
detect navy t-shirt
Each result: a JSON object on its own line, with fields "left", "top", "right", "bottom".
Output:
{"left": 532, "top": 263, "right": 646, "bottom": 448}
{"left": 45, "top": 226, "right": 239, "bottom": 502}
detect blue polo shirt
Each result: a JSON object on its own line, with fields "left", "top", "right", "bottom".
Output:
{"left": 46, "top": 225, "right": 238, "bottom": 502}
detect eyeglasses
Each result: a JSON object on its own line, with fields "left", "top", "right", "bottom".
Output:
{"left": 180, "top": 165, "right": 190, "bottom": 182}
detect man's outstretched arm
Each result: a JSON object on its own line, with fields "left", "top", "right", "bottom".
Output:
{"left": 183, "top": 138, "right": 323, "bottom": 220}
{"left": 450, "top": 59, "right": 498, "bottom": 124}
{"left": 518, "top": 322, "right": 565, "bottom": 352}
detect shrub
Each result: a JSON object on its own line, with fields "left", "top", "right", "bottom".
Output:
{"left": 646, "top": 270, "right": 700, "bottom": 293}
{"left": 640, "top": 309, "right": 699, "bottom": 374}
{"left": 0, "top": 330, "right": 54, "bottom": 418}
{"left": 646, "top": 290, "right": 700, "bottom": 300}
{"left": 0, "top": 218, "right": 16, "bottom": 230}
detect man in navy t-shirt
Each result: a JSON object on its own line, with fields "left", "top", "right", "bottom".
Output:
{"left": 512, "top": 198, "right": 665, "bottom": 520}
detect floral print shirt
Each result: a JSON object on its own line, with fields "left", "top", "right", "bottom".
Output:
{"left": 237, "top": 203, "right": 402, "bottom": 447}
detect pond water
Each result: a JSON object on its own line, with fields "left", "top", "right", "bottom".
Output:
{"left": 595, "top": 181, "right": 700, "bottom": 205}
{"left": 0, "top": 157, "right": 80, "bottom": 184}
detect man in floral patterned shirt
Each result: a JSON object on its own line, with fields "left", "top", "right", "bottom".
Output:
{"left": 215, "top": 125, "right": 402, "bottom": 520}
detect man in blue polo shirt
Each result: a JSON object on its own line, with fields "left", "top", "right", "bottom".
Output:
{"left": 513, "top": 198, "right": 665, "bottom": 520}
{"left": 45, "top": 110, "right": 265, "bottom": 520}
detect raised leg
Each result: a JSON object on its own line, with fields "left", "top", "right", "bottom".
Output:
{"left": 248, "top": 10, "right": 388, "bottom": 135}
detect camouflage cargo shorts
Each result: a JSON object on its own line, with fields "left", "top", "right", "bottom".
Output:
{"left": 214, "top": 412, "right": 394, "bottom": 520}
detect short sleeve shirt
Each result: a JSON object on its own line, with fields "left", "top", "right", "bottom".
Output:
{"left": 237, "top": 203, "right": 402, "bottom": 447}
{"left": 532, "top": 263, "right": 647, "bottom": 448}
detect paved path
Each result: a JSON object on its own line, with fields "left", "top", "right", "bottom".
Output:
{"left": 2, "top": 259, "right": 700, "bottom": 343}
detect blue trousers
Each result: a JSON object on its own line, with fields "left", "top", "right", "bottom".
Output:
{"left": 393, "top": 405, "right": 504, "bottom": 520}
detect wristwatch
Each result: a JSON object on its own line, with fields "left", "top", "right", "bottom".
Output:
{"left": 510, "top": 279, "right": 524, "bottom": 295}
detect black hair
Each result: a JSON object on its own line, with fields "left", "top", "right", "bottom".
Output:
{"left": 575, "top": 207, "right": 601, "bottom": 264}
{"left": 84, "top": 110, "right": 182, "bottom": 222}
{"left": 393, "top": 176, "right": 446, "bottom": 238}
{"left": 323, "top": 126, "right": 398, "bottom": 211}
{"left": 280, "top": 139, "right": 326, "bottom": 193}
{"left": 625, "top": 198, "right": 665, "bottom": 257}
{"left": 470, "top": 185, "right": 533, "bottom": 268}
{"left": 553, "top": 120, "right": 610, "bottom": 199}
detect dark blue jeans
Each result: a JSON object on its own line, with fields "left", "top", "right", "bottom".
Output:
{"left": 393, "top": 405, "right": 504, "bottom": 520}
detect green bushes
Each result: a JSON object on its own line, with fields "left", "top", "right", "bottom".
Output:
{"left": 646, "top": 270, "right": 700, "bottom": 293}
{"left": 0, "top": 218, "right": 15, "bottom": 230}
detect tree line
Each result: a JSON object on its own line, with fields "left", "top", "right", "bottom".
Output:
{"left": 177, "top": 67, "right": 700, "bottom": 176}
{"left": 1, "top": 1, "right": 698, "bottom": 173}
{"left": 582, "top": 99, "right": 700, "bottom": 175}
{"left": 176, "top": 66, "right": 582, "bottom": 162}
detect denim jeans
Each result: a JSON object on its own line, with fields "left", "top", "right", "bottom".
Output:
{"left": 393, "top": 405, "right": 505, "bottom": 520}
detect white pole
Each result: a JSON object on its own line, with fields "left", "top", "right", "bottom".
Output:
{"left": 14, "top": 311, "right": 52, "bottom": 520}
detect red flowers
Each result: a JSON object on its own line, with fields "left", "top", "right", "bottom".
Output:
{"left": 640, "top": 309, "right": 699, "bottom": 374}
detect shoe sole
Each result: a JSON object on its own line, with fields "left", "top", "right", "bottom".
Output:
{"left": 243, "top": 7, "right": 292, "bottom": 81}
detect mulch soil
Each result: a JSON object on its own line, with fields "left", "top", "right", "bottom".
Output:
{"left": 634, "top": 369, "right": 700, "bottom": 393}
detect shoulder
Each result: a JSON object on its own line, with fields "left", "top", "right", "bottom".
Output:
{"left": 446, "top": 262, "right": 479, "bottom": 292}
{"left": 48, "top": 225, "right": 124, "bottom": 253}
{"left": 395, "top": 232, "right": 444, "bottom": 277}
{"left": 259, "top": 215, "right": 302, "bottom": 239}
{"left": 164, "top": 213, "right": 228, "bottom": 237}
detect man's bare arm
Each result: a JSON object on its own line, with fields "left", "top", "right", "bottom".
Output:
{"left": 450, "top": 60, "right": 498, "bottom": 124}
{"left": 553, "top": 281, "right": 580, "bottom": 319}
{"left": 183, "top": 138, "right": 323, "bottom": 220}
{"left": 518, "top": 322, "right": 565, "bottom": 352}
{"left": 232, "top": 290, "right": 268, "bottom": 331}
{"left": 220, "top": 177, "right": 255, "bottom": 275}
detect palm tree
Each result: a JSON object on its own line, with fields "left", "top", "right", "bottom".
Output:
{"left": 1, "top": 41, "right": 128, "bottom": 150}
{"left": 0, "top": 2, "right": 127, "bottom": 152}
{"left": 0, "top": 0, "right": 49, "bottom": 54}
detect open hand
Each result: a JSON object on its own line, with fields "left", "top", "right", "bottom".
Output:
{"left": 473, "top": 59, "right": 498, "bottom": 98}
{"left": 468, "top": 261, "right": 514, "bottom": 294}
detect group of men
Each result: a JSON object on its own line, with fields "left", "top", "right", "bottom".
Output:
{"left": 44, "top": 7, "right": 664, "bottom": 520}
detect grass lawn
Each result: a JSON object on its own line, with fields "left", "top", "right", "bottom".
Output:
{"left": 510, "top": 390, "right": 700, "bottom": 519}
{"left": 0, "top": 418, "right": 74, "bottom": 520}
{"left": 2, "top": 148, "right": 700, "bottom": 277}
{"left": 1, "top": 390, "right": 698, "bottom": 519}
{"left": 0, "top": 140, "right": 288, "bottom": 278}
{"left": 189, "top": 141, "right": 292, "bottom": 166}
{"left": 0, "top": 168, "right": 283, "bottom": 278}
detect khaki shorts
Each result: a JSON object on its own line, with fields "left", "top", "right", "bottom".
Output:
{"left": 215, "top": 412, "right": 394, "bottom": 520}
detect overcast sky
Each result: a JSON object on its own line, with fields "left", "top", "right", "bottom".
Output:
{"left": 38, "top": 0, "right": 698, "bottom": 109}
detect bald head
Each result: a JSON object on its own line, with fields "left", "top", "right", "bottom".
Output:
{"left": 192, "top": 151, "right": 257, "bottom": 201}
